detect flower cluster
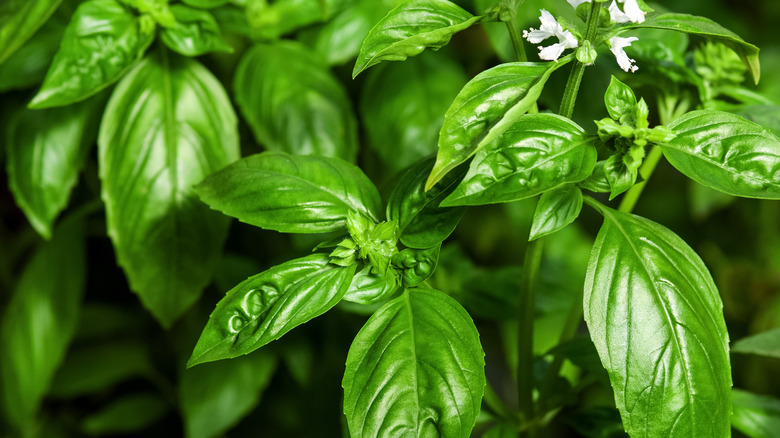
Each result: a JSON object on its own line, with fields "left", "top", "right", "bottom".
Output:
{"left": 521, "top": 9, "right": 578, "bottom": 61}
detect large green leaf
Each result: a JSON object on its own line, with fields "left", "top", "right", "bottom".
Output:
{"left": 99, "top": 50, "right": 239, "bottom": 328}
{"left": 442, "top": 114, "right": 597, "bottom": 206}
{"left": 343, "top": 288, "right": 485, "bottom": 437}
{"left": 233, "top": 41, "right": 357, "bottom": 161}
{"left": 731, "top": 327, "right": 780, "bottom": 359}
{"left": 160, "top": 4, "right": 233, "bottom": 57}
{"left": 426, "top": 59, "right": 571, "bottom": 189}
{"left": 0, "top": 216, "right": 85, "bottom": 431}
{"left": 196, "top": 152, "right": 382, "bottom": 234}
{"left": 0, "top": 0, "right": 63, "bottom": 65}
{"left": 352, "top": 0, "right": 481, "bottom": 77}
{"left": 188, "top": 255, "right": 356, "bottom": 366}
{"left": 732, "top": 389, "right": 780, "bottom": 438}
{"left": 664, "top": 110, "right": 780, "bottom": 199}
{"left": 180, "top": 350, "right": 276, "bottom": 438}
{"left": 6, "top": 95, "right": 104, "bottom": 239}
{"left": 29, "top": 0, "right": 155, "bottom": 108}
{"left": 583, "top": 202, "right": 731, "bottom": 437}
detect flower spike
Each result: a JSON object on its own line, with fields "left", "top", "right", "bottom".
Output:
{"left": 522, "top": 9, "right": 579, "bottom": 61}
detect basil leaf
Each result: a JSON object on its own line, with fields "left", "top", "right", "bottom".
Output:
{"left": 738, "top": 105, "right": 780, "bottom": 137}
{"left": 392, "top": 244, "right": 440, "bottom": 287}
{"left": 182, "top": 0, "right": 229, "bottom": 8}
{"left": 160, "top": 5, "right": 232, "bottom": 57}
{"left": 442, "top": 114, "right": 597, "bottom": 206}
{"left": 621, "top": 13, "right": 760, "bottom": 84}
{"left": 604, "top": 76, "right": 638, "bottom": 125}
{"left": 604, "top": 152, "right": 637, "bottom": 200}
{"left": 0, "top": 8, "right": 66, "bottom": 91}
{"left": 0, "top": 216, "right": 85, "bottom": 431}
{"left": 81, "top": 393, "right": 169, "bottom": 435}
{"left": 0, "top": 0, "right": 63, "bottom": 65}
{"left": 188, "top": 254, "right": 356, "bottom": 366}
{"left": 360, "top": 51, "right": 466, "bottom": 173}
{"left": 180, "top": 350, "right": 276, "bottom": 438}
{"left": 584, "top": 203, "right": 731, "bottom": 437}
{"left": 427, "top": 59, "right": 571, "bottom": 189}
{"left": 246, "top": 0, "right": 323, "bottom": 40}
{"left": 732, "top": 389, "right": 780, "bottom": 438}
{"left": 342, "top": 288, "right": 485, "bottom": 437}
{"left": 352, "top": 0, "right": 481, "bottom": 77}
{"left": 6, "top": 95, "right": 104, "bottom": 239}
{"left": 529, "top": 185, "right": 583, "bottom": 242}
{"left": 99, "top": 50, "right": 239, "bottom": 327}
{"left": 731, "top": 327, "right": 780, "bottom": 359}
{"left": 29, "top": 0, "right": 155, "bottom": 109}
{"left": 578, "top": 160, "right": 611, "bottom": 193}
{"left": 196, "top": 152, "right": 382, "bottom": 233}
{"left": 664, "top": 110, "right": 780, "bottom": 199}
{"left": 386, "top": 157, "right": 466, "bottom": 249}
{"left": 234, "top": 41, "right": 358, "bottom": 161}
{"left": 342, "top": 264, "right": 399, "bottom": 305}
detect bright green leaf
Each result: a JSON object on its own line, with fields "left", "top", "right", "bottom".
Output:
{"left": 731, "top": 327, "right": 780, "bottom": 359}
{"left": 342, "top": 264, "right": 399, "bottom": 305}
{"left": 605, "top": 76, "right": 638, "bottom": 125}
{"left": 246, "top": 0, "right": 323, "bottom": 40}
{"left": 82, "top": 393, "right": 168, "bottom": 436}
{"left": 0, "top": 0, "right": 63, "bottom": 65}
{"left": 732, "top": 388, "right": 780, "bottom": 438}
{"left": 182, "top": 0, "right": 229, "bottom": 8}
{"left": 392, "top": 244, "right": 440, "bottom": 288}
{"left": 161, "top": 5, "right": 233, "bottom": 56}
{"left": 529, "top": 185, "right": 583, "bottom": 241}
{"left": 0, "top": 8, "right": 67, "bottom": 91}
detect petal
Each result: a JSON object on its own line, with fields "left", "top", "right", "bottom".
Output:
{"left": 608, "top": 0, "right": 631, "bottom": 23}
{"left": 539, "top": 43, "right": 567, "bottom": 61}
{"left": 539, "top": 9, "right": 563, "bottom": 34}
{"left": 559, "top": 30, "right": 579, "bottom": 49}
{"left": 622, "top": 0, "right": 646, "bottom": 23}
{"left": 523, "top": 28, "right": 555, "bottom": 44}
{"left": 609, "top": 36, "right": 639, "bottom": 72}
{"left": 567, "top": 0, "right": 591, "bottom": 9}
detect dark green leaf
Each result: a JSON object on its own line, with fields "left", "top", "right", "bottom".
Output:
{"left": 161, "top": 5, "right": 232, "bottom": 57}
{"left": 604, "top": 153, "right": 637, "bottom": 200}
{"left": 664, "top": 110, "right": 780, "bottom": 199}
{"left": 246, "top": 0, "right": 323, "bottom": 40}
{"left": 529, "top": 185, "right": 583, "bottom": 241}
{"left": 731, "top": 327, "right": 780, "bottom": 359}
{"left": 392, "top": 244, "right": 440, "bottom": 287}
{"left": 182, "top": 0, "right": 229, "bottom": 8}
{"left": 196, "top": 152, "right": 382, "bottom": 233}
{"left": 99, "top": 50, "right": 239, "bottom": 327}
{"left": 180, "top": 350, "right": 276, "bottom": 438}
{"left": 352, "top": 0, "right": 480, "bottom": 77}
{"left": 29, "top": 0, "right": 155, "bottom": 108}
{"left": 342, "top": 264, "right": 399, "bottom": 305}
{"left": 386, "top": 157, "right": 467, "bottom": 249}
{"left": 442, "top": 114, "right": 597, "bottom": 206}
{"left": 0, "top": 0, "right": 63, "bottom": 65}
{"left": 82, "top": 393, "right": 168, "bottom": 436}
{"left": 343, "top": 288, "right": 485, "bottom": 437}
{"left": 0, "top": 9, "right": 66, "bottom": 91}
{"left": 732, "top": 388, "right": 780, "bottom": 438}
{"left": 233, "top": 41, "right": 358, "bottom": 161}
{"left": 584, "top": 202, "right": 731, "bottom": 437}
{"left": 578, "top": 161, "right": 611, "bottom": 193}
{"left": 188, "top": 255, "right": 356, "bottom": 366}
{"left": 604, "top": 76, "right": 638, "bottom": 125}
{"left": 0, "top": 216, "right": 85, "bottom": 431}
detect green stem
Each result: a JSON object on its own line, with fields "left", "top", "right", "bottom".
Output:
{"left": 517, "top": 238, "right": 544, "bottom": 437}
{"left": 506, "top": 19, "right": 528, "bottom": 63}
{"left": 559, "top": 1, "right": 600, "bottom": 118}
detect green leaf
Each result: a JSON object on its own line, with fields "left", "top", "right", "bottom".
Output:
{"left": 180, "top": 350, "right": 276, "bottom": 438}
{"left": 732, "top": 388, "right": 780, "bottom": 438}
{"left": 360, "top": 51, "right": 466, "bottom": 173}
{"left": 188, "top": 254, "right": 356, "bottom": 366}
{"left": 352, "top": 0, "right": 480, "bottom": 77}
{"left": 182, "top": 0, "right": 229, "bottom": 8}
{"left": 621, "top": 13, "right": 760, "bottom": 84}
{"left": 82, "top": 393, "right": 168, "bottom": 436}
{"left": 426, "top": 58, "right": 571, "bottom": 189}
{"left": 196, "top": 152, "right": 382, "bottom": 234}
{"left": 738, "top": 105, "right": 780, "bottom": 137}
{"left": 0, "top": 216, "right": 85, "bottom": 431}
{"left": 246, "top": 0, "right": 323, "bottom": 40}
{"left": 731, "top": 327, "right": 780, "bottom": 359}
{"left": 529, "top": 185, "right": 583, "bottom": 241}
{"left": 0, "top": 8, "right": 67, "bottom": 91}
{"left": 6, "top": 95, "right": 104, "bottom": 239}
{"left": 160, "top": 5, "right": 233, "bottom": 56}
{"left": 29, "top": 0, "right": 155, "bottom": 109}
{"left": 604, "top": 153, "right": 637, "bottom": 200}
{"left": 442, "top": 114, "right": 597, "bottom": 206}
{"left": 233, "top": 41, "right": 358, "bottom": 161}
{"left": 342, "top": 264, "right": 399, "bottom": 305}
{"left": 604, "top": 76, "right": 638, "bottom": 125}
{"left": 579, "top": 161, "right": 611, "bottom": 193}
{"left": 583, "top": 202, "right": 731, "bottom": 437}
{"left": 386, "top": 157, "right": 466, "bottom": 249}
{"left": 664, "top": 110, "right": 780, "bottom": 199}
{"left": 392, "top": 244, "right": 440, "bottom": 287}
{"left": 0, "top": 0, "right": 63, "bottom": 65}
{"left": 342, "top": 288, "right": 485, "bottom": 437}
{"left": 99, "top": 50, "right": 239, "bottom": 327}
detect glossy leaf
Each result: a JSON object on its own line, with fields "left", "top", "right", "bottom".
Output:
{"left": 578, "top": 160, "right": 611, "bottom": 193}
{"left": 731, "top": 327, "right": 780, "bottom": 359}
{"left": 99, "top": 50, "right": 239, "bottom": 327}
{"left": 180, "top": 350, "right": 276, "bottom": 438}
{"left": 732, "top": 389, "right": 780, "bottom": 438}
{"left": 529, "top": 185, "right": 583, "bottom": 241}
{"left": 604, "top": 153, "right": 637, "bottom": 200}
{"left": 0, "top": 0, "right": 63, "bottom": 65}
{"left": 6, "top": 95, "right": 104, "bottom": 239}
{"left": 664, "top": 110, "right": 780, "bottom": 199}
{"left": 0, "top": 216, "right": 85, "bottom": 431}
{"left": 29, "top": 0, "right": 155, "bottom": 108}
{"left": 342, "top": 264, "right": 399, "bottom": 305}
{"left": 161, "top": 5, "right": 232, "bottom": 56}
{"left": 343, "top": 288, "right": 485, "bottom": 437}
{"left": 442, "top": 114, "right": 597, "bottom": 206}
{"left": 360, "top": 51, "right": 466, "bottom": 173}
{"left": 233, "top": 41, "right": 357, "bottom": 161}
{"left": 188, "top": 255, "right": 356, "bottom": 366}
{"left": 426, "top": 59, "right": 571, "bottom": 189}
{"left": 392, "top": 244, "right": 440, "bottom": 287}
{"left": 386, "top": 157, "right": 466, "bottom": 249}
{"left": 82, "top": 393, "right": 168, "bottom": 436}
{"left": 0, "top": 9, "right": 66, "bottom": 91}
{"left": 196, "top": 152, "right": 382, "bottom": 233}
{"left": 584, "top": 203, "right": 731, "bottom": 437}
{"left": 352, "top": 0, "right": 480, "bottom": 77}
{"left": 605, "top": 76, "right": 638, "bottom": 125}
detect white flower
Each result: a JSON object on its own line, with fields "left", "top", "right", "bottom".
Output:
{"left": 609, "top": 0, "right": 646, "bottom": 23}
{"left": 609, "top": 36, "right": 639, "bottom": 72}
{"left": 567, "top": 0, "right": 591, "bottom": 9}
{"left": 522, "top": 9, "right": 579, "bottom": 61}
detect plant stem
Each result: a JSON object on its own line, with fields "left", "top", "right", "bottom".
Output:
{"left": 517, "top": 237, "right": 544, "bottom": 437}
{"left": 617, "top": 145, "right": 662, "bottom": 213}
{"left": 559, "top": 1, "right": 600, "bottom": 118}
{"left": 506, "top": 19, "right": 528, "bottom": 63}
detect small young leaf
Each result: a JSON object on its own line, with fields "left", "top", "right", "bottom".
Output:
{"left": 529, "top": 185, "right": 583, "bottom": 241}
{"left": 352, "top": 0, "right": 481, "bottom": 77}
{"left": 731, "top": 327, "right": 780, "bottom": 359}
{"left": 0, "top": 0, "right": 63, "bottom": 65}
{"left": 442, "top": 114, "right": 597, "bottom": 206}
{"left": 604, "top": 153, "right": 637, "bottom": 200}
{"left": 664, "top": 110, "right": 780, "bottom": 199}
{"left": 160, "top": 5, "right": 233, "bottom": 57}
{"left": 29, "top": 0, "right": 155, "bottom": 108}
{"left": 604, "top": 76, "right": 638, "bottom": 125}
{"left": 188, "top": 255, "right": 356, "bottom": 367}
{"left": 81, "top": 393, "right": 168, "bottom": 436}
{"left": 196, "top": 152, "right": 382, "bottom": 233}
{"left": 732, "top": 389, "right": 780, "bottom": 438}
{"left": 392, "top": 244, "right": 440, "bottom": 287}
{"left": 342, "top": 264, "right": 399, "bottom": 305}
{"left": 343, "top": 288, "right": 485, "bottom": 437}
{"left": 578, "top": 160, "right": 611, "bottom": 193}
